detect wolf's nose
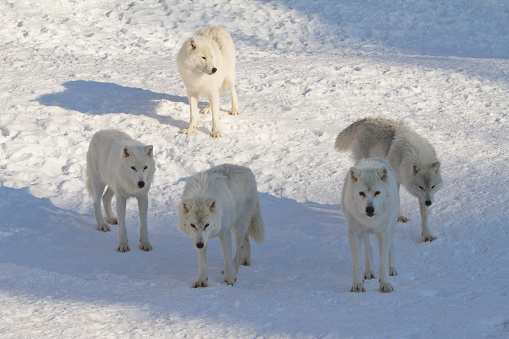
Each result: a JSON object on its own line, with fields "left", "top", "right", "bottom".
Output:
{"left": 366, "top": 206, "right": 375, "bottom": 215}
{"left": 211, "top": 68, "right": 217, "bottom": 74}
{"left": 196, "top": 242, "right": 204, "bottom": 249}
{"left": 138, "top": 181, "right": 145, "bottom": 188}
{"left": 425, "top": 200, "right": 432, "bottom": 206}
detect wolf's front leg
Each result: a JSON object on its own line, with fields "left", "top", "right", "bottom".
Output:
{"left": 116, "top": 196, "right": 130, "bottom": 252}
{"left": 137, "top": 195, "right": 152, "bottom": 251}
{"left": 419, "top": 200, "right": 436, "bottom": 242}
{"left": 220, "top": 230, "right": 236, "bottom": 285}
{"left": 362, "top": 234, "right": 375, "bottom": 279}
{"left": 377, "top": 233, "right": 394, "bottom": 293}
{"left": 208, "top": 92, "right": 222, "bottom": 138}
{"left": 193, "top": 246, "right": 209, "bottom": 288}
{"left": 348, "top": 228, "right": 365, "bottom": 292}
{"left": 181, "top": 92, "right": 198, "bottom": 135}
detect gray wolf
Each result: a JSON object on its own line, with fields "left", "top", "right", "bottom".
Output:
{"left": 178, "top": 164, "right": 265, "bottom": 287}
{"left": 176, "top": 26, "right": 239, "bottom": 138}
{"left": 335, "top": 117, "right": 443, "bottom": 242}
{"left": 87, "top": 130, "right": 155, "bottom": 252}
{"left": 342, "top": 158, "right": 399, "bottom": 293}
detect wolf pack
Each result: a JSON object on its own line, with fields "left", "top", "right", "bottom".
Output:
{"left": 86, "top": 26, "right": 443, "bottom": 293}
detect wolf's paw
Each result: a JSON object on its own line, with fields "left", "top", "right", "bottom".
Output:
{"left": 398, "top": 215, "right": 409, "bottom": 223}
{"left": 180, "top": 127, "right": 196, "bottom": 135}
{"left": 210, "top": 129, "right": 223, "bottom": 138}
{"left": 350, "top": 282, "right": 366, "bottom": 292}
{"left": 224, "top": 276, "right": 237, "bottom": 286}
{"left": 229, "top": 109, "right": 239, "bottom": 116}
{"left": 106, "top": 217, "right": 118, "bottom": 225}
{"left": 192, "top": 279, "right": 209, "bottom": 288}
{"left": 117, "top": 242, "right": 130, "bottom": 252}
{"left": 379, "top": 282, "right": 394, "bottom": 293}
{"left": 139, "top": 241, "right": 152, "bottom": 252}
{"left": 241, "top": 258, "right": 251, "bottom": 266}
{"left": 201, "top": 106, "right": 211, "bottom": 114}
{"left": 390, "top": 266, "right": 398, "bottom": 276}
{"left": 98, "top": 224, "right": 111, "bottom": 232}
{"left": 364, "top": 270, "right": 376, "bottom": 280}
{"left": 421, "top": 233, "right": 436, "bottom": 242}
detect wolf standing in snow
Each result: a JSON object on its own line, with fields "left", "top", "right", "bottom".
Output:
{"left": 342, "top": 158, "right": 399, "bottom": 293}
{"left": 178, "top": 164, "right": 265, "bottom": 287}
{"left": 177, "top": 26, "right": 239, "bottom": 138}
{"left": 87, "top": 130, "right": 155, "bottom": 252}
{"left": 335, "top": 118, "right": 443, "bottom": 242}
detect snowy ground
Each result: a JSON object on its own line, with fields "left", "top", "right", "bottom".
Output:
{"left": 1, "top": 0, "right": 509, "bottom": 337}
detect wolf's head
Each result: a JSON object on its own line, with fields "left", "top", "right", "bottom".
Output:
{"left": 119, "top": 145, "right": 155, "bottom": 192}
{"left": 178, "top": 198, "right": 221, "bottom": 249}
{"left": 407, "top": 162, "right": 443, "bottom": 206}
{"left": 184, "top": 35, "right": 218, "bottom": 75}
{"left": 348, "top": 164, "right": 393, "bottom": 219}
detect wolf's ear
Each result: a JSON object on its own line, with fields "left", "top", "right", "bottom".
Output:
{"left": 207, "top": 199, "right": 216, "bottom": 212}
{"left": 349, "top": 167, "right": 362, "bottom": 182}
{"left": 377, "top": 166, "right": 389, "bottom": 181}
{"left": 122, "top": 145, "right": 134, "bottom": 158}
{"left": 431, "top": 161, "right": 441, "bottom": 174}
{"left": 182, "top": 200, "right": 192, "bottom": 214}
{"left": 144, "top": 145, "right": 153, "bottom": 157}
{"left": 413, "top": 164, "right": 421, "bottom": 174}
{"left": 189, "top": 38, "right": 197, "bottom": 50}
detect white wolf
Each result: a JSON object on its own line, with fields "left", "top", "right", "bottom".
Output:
{"left": 178, "top": 164, "right": 265, "bottom": 287}
{"left": 335, "top": 118, "right": 443, "bottom": 242}
{"left": 86, "top": 130, "right": 155, "bottom": 252}
{"left": 342, "top": 158, "right": 399, "bottom": 293}
{"left": 176, "top": 26, "right": 239, "bottom": 138}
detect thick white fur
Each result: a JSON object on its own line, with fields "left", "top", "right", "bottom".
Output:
{"left": 335, "top": 117, "right": 443, "bottom": 242}
{"left": 342, "top": 158, "right": 399, "bottom": 293}
{"left": 176, "top": 26, "right": 239, "bottom": 138}
{"left": 178, "top": 164, "right": 265, "bottom": 287}
{"left": 86, "top": 130, "right": 155, "bottom": 252}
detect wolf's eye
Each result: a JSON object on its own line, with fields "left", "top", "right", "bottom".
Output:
{"left": 204, "top": 223, "right": 209, "bottom": 229}
{"left": 419, "top": 186, "right": 424, "bottom": 191}
{"left": 191, "top": 224, "right": 196, "bottom": 229}
{"left": 431, "top": 185, "right": 435, "bottom": 190}
{"left": 131, "top": 166, "right": 136, "bottom": 171}
{"left": 359, "top": 192, "right": 365, "bottom": 197}
{"left": 202, "top": 56, "right": 206, "bottom": 60}
{"left": 144, "top": 166, "right": 148, "bottom": 170}
{"left": 374, "top": 191, "right": 380, "bottom": 196}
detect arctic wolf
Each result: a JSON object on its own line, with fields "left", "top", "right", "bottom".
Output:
{"left": 342, "top": 158, "right": 399, "bottom": 293}
{"left": 335, "top": 118, "right": 443, "bottom": 242}
{"left": 87, "top": 130, "right": 155, "bottom": 252}
{"left": 176, "top": 26, "right": 239, "bottom": 138}
{"left": 178, "top": 164, "right": 265, "bottom": 287}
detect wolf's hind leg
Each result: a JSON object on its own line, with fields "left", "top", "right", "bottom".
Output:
{"left": 103, "top": 187, "right": 117, "bottom": 225}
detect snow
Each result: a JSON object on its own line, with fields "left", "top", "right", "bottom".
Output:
{"left": 1, "top": 0, "right": 509, "bottom": 337}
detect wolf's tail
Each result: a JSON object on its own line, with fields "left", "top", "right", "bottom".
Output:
{"left": 334, "top": 120, "right": 363, "bottom": 152}
{"left": 85, "top": 169, "right": 94, "bottom": 197}
{"left": 248, "top": 199, "right": 265, "bottom": 244}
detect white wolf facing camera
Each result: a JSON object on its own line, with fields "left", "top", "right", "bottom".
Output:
{"left": 87, "top": 130, "right": 155, "bottom": 252}
{"left": 342, "top": 158, "right": 399, "bottom": 293}
{"left": 177, "top": 26, "right": 239, "bottom": 138}
{"left": 178, "top": 164, "right": 265, "bottom": 288}
{"left": 335, "top": 117, "right": 443, "bottom": 242}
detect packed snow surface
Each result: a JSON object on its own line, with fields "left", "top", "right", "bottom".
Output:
{"left": 1, "top": 0, "right": 509, "bottom": 337}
